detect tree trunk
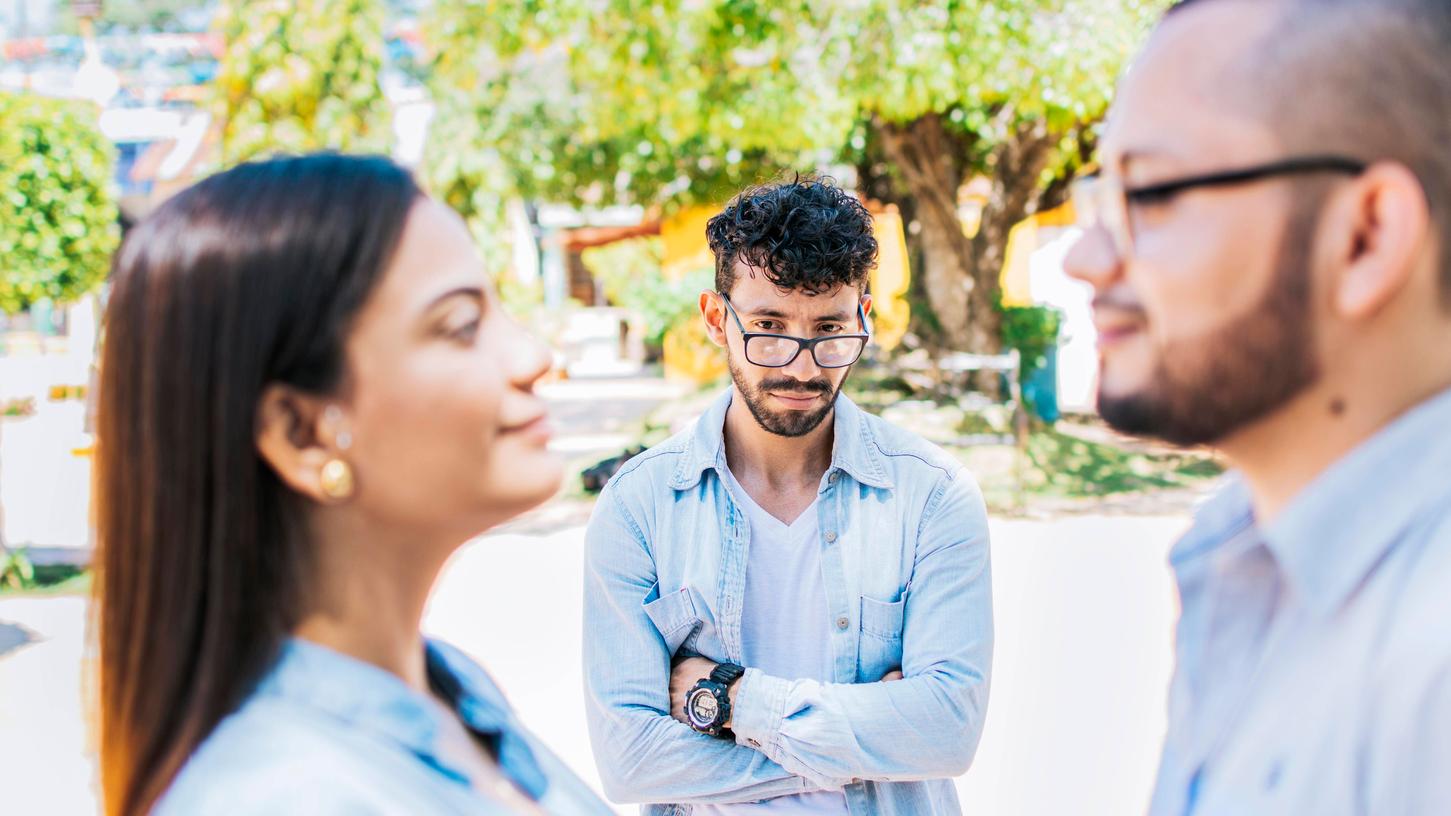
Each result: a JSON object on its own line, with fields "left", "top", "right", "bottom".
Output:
{"left": 873, "top": 113, "right": 979, "bottom": 351}
{"left": 854, "top": 137, "right": 934, "bottom": 345}
{"left": 873, "top": 113, "right": 1064, "bottom": 357}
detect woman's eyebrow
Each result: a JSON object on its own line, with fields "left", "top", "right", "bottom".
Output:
{"left": 422, "top": 286, "right": 485, "bottom": 313}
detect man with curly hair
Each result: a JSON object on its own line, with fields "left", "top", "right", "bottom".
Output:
{"left": 583, "top": 178, "right": 993, "bottom": 815}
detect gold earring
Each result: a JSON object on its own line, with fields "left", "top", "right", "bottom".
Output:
{"left": 319, "top": 458, "right": 355, "bottom": 501}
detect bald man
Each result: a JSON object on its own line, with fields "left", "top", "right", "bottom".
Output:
{"left": 1064, "top": 1, "right": 1451, "bottom": 813}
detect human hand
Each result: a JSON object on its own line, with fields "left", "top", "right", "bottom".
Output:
{"left": 669, "top": 656, "right": 718, "bottom": 726}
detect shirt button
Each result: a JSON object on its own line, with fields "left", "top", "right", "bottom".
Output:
{"left": 825, "top": 531, "right": 838, "bottom": 543}
{"left": 828, "top": 472, "right": 838, "bottom": 485}
{"left": 836, "top": 616, "right": 849, "bottom": 630}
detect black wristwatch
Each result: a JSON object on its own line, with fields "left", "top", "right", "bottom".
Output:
{"left": 684, "top": 662, "right": 745, "bottom": 737}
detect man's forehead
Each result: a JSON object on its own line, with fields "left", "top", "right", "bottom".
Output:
{"left": 1100, "top": 1, "right": 1286, "bottom": 170}
{"left": 729, "top": 271, "right": 860, "bottom": 316}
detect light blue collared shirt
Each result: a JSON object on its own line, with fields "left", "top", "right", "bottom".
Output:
{"left": 1151, "top": 386, "right": 1451, "bottom": 816}
{"left": 159, "top": 638, "right": 613, "bottom": 815}
{"left": 583, "top": 389, "right": 993, "bottom": 816}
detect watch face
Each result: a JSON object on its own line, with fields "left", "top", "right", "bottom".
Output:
{"left": 687, "top": 687, "right": 720, "bottom": 728}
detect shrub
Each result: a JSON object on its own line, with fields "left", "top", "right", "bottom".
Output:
{"left": 999, "top": 304, "right": 1063, "bottom": 379}
{"left": 583, "top": 237, "right": 713, "bottom": 352}
{"left": 0, "top": 92, "right": 119, "bottom": 315}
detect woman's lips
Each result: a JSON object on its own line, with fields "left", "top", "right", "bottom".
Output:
{"left": 501, "top": 412, "right": 554, "bottom": 443}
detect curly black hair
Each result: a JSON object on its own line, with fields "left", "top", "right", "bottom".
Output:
{"left": 706, "top": 177, "right": 878, "bottom": 297}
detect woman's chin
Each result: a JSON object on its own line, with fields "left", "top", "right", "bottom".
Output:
{"left": 488, "top": 456, "right": 567, "bottom": 521}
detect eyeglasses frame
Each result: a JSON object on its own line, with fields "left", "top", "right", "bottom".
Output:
{"left": 718, "top": 292, "right": 872, "bottom": 369}
{"left": 1072, "top": 155, "right": 1369, "bottom": 258}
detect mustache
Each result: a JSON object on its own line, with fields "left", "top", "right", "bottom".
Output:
{"left": 759, "top": 378, "right": 832, "bottom": 396}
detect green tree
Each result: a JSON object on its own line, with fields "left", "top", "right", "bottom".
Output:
{"left": 425, "top": 0, "right": 1164, "bottom": 353}
{"left": 0, "top": 92, "right": 119, "bottom": 315}
{"left": 212, "top": 0, "right": 391, "bottom": 164}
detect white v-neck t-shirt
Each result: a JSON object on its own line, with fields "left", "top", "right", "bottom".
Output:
{"left": 694, "top": 466, "right": 849, "bottom": 815}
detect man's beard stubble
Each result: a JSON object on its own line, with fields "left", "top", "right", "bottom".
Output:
{"left": 728, "top": 353, "right": 841, "bottom": 438}
{"left": 1098, "top": 196, "right": 1325, "bottom": 447}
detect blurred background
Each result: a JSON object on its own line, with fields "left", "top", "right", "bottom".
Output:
{"left": 0, "top": 1, "right": 1216, "bottom": 813}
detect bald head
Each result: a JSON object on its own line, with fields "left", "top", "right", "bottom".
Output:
{"left": 1163, "top": 0, "right": 1451, "bottom": 301}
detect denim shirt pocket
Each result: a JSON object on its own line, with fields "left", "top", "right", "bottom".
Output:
{"left": 857, "top": 594, "right": 906, "bottom": 681}
{"left": 643, "top": 585, "right": 702, "bottom": 657}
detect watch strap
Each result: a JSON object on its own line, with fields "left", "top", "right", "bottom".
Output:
{"left": 709, "top": 662, "right": 745, "bottom": 686}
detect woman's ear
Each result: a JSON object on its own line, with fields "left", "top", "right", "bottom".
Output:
{"left": 256, "top": 384, "right": 346, "bottom": 504}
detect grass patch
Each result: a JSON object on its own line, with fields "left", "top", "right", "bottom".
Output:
{"left": 1023, "top": 429, "right": 1222, "bottom": 496}
{"left": 950, "top": 427, "right": 1223, "bottom": 512}
{"left": 845, "top": 365, "right": 1223, "bottom": 511}
{"left": 0, "top": 556, "right": 90, "bottom": 597}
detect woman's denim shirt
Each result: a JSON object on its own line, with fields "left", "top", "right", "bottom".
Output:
{"left": 158, "top": 638, "right": 613, "bottom": 814}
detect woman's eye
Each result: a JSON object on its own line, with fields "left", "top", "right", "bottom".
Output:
{"left": 819, "top": 324, "right": 844, "bottom": 334}
{"left": 448, "top": 319, "right": 481, "bottom": 342}
{"left": 755, "top": 321, "right": 781, "bottom": 332}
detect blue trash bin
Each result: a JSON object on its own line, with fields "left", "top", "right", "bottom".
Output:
{"left": 1022, "top": 345, "right": 1060, "bottom": 424}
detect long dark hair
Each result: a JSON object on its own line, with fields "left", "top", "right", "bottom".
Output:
{"left": 95, "top": 154, "right": 421, "bottom": 815}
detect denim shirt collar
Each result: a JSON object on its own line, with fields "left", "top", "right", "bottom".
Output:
{"left": 258, "top": 638, "right": 550, "bottom": 800}
{"left": 1173, "top": 385, "right": 1451, "bottom": 617}
{"left": 669, "top": 388, "right": 894, "bottom": 491}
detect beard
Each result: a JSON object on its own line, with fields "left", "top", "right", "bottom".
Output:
{"left": 728, "top": 352, "right": 842, "bottom": 438}
{"left": 1098, "top": 196, "right": 1325, "bottom": 447}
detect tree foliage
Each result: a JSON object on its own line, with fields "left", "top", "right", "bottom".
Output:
{"left": 0, "top": 92, "right": 119, "bottom": 315}
{"left": 212, "top": 0, "right": 391, "bottom": 164}
{"left": 425, "top": 0, "right": 1165, "bottom": 353}
{"left": 96, "top": 0, "right": 202, "bottom": 33}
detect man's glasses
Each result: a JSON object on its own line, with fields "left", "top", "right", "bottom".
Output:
{"left": 1072, "top": 155, "right": 1368, "bottom": 258}
{"left": 720, "top": 294, "right": 871, "bottom": 369}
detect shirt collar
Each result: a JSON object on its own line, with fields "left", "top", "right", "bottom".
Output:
{"left": 1170, "top": 474, "right": 1257, "bottom": 570}
{"left": 669, "top": 387, "right": 894, "bottom": 491}
{"left": 1174, "top": 386, "right": 1451, "bottom": 617}
{"left": 1262, "top": 385, "right": 1451, "bottom": 617}
{"left": 259, "top": 638, "right": 549, "bottom": 800}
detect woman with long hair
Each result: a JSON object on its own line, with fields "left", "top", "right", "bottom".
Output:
{"left": 94, "top": 154, "right": 612, "bottom": 814}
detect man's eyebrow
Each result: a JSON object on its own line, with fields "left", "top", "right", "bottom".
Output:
{"left": 737, "top": 305, "right": 789, "bottom": 319}
{"left": 738, "top": 306, "right": 851, "bottom": 321}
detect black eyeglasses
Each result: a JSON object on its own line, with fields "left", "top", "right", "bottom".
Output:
{"left": 720, "top": 293, "right": 871, "bottom": 369}
{"left": 1073, "top": 155, "right": 1368, "bottom": 258}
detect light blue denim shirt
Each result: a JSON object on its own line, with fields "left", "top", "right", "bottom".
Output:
{"left": 159, "top": 637, "right": 613, "bottom": 815}
{"left": 583, "top": 389, "right": 993, "bottom": 815}
{"left": 1151, "top": 386, "right": 1451, "bottom": 816}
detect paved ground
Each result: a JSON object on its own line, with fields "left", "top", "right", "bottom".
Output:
{"left": 0, "top": 512, "right": 1190, "bottom": 815}
{"left": 0, "top": 404, "right": 93, "bottom": 559}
